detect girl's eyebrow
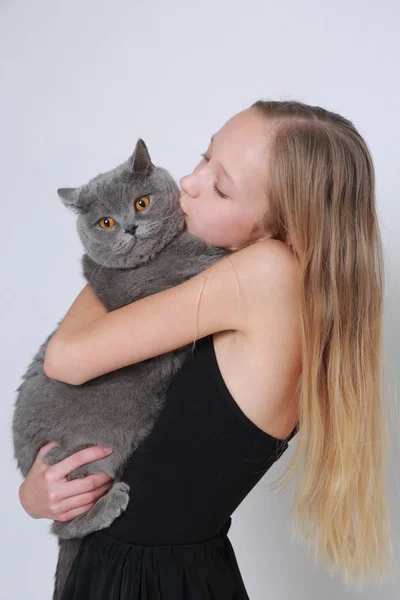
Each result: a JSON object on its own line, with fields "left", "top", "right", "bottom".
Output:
{"left": 210, "top": 134, "right": 236, "bottom": 187}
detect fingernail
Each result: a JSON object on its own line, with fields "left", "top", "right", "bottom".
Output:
{"left": 103, "top": 447, "right": 113, "bottom": 453}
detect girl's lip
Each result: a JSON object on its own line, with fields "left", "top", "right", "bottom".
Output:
{"left": 179, "top": 195, "right": 187, "bottom": 216}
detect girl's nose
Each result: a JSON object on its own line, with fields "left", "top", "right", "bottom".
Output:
{"left": 180, "top": 174, "right": 199, "bottom": 197}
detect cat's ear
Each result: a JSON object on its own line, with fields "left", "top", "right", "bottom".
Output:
{"left": 129, "top": 138, "right": 154, "bottom": 175}
{"left": 57, "top": 187, "right": 85, "bottom": 214}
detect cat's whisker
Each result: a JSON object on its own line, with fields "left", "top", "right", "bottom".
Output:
{"left": 92, "top": 262, "right": 106, "bottom": 281}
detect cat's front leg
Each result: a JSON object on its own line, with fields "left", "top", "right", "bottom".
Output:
{"left": 51, "top": 480, "right": 130, "bottom": 539}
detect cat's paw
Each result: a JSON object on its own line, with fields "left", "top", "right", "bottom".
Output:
{"left": 110, "top": 482, "right": 130, "bottom": 512}
{"left": 51, "top": 481, "right": 131, "bottom": 539}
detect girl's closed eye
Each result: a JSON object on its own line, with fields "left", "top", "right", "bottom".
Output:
{"left": 200, "top": 153, "right": 229, "bottom": 199}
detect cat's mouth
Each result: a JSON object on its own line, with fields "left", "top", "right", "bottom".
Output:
{"left": 119, "top": 237, "right": 138, "bottom": 255}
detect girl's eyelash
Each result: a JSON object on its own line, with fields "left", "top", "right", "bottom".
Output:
{"left": 213, "top": 182, "right": 228, "bottom": 199}
{"left": 200, "top": 153, "right": 229, "bottom": 199}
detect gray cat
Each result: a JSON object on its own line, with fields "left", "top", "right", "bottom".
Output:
{"left": 12, "top": 138, "right": 227, "bottom": 600}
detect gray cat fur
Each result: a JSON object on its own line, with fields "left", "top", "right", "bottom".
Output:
{"left": 12, "top": 138, "right": 227, "bottom": 599}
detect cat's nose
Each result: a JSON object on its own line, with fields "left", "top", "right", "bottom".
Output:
{"left": 124, "top": 224, "right": 138, "bottom": 236}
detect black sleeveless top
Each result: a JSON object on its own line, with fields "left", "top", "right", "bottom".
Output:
{"left": 105, "top": 334, "right": 298, "bottom": 546}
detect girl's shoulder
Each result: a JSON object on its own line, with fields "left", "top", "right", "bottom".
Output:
{"left": 212, "top": 239, "right": 301, "bottom": 440}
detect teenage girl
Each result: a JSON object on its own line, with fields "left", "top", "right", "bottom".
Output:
{"left": 19, "top": 100, "right": 392, "bottom": 597}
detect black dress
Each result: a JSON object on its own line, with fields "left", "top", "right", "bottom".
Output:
{"left": 61, "top": 334, "right": 298, "bottom": 599}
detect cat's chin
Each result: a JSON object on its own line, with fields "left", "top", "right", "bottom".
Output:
{"left": 118, "top": 238, "right": 138, "bottom": 254}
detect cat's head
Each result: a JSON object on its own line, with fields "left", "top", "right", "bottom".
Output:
{"left": 57, "top": 139, "right": 185, "bottom": 268}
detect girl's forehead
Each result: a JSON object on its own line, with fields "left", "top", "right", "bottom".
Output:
{"left": 218, "top": 111, "right": 270, "bottom": 162}
{"left": 218, "top": 131, "right": 269, "bottom": 192}
{"left": 219, "top": 108, "right": 269, "bottom": 141}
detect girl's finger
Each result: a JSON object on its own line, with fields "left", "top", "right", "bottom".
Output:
{"left": 54, "top": 482, "right": 112, "bottom": 519}
{"left": 36, "top": 440, "right": 61, "bottom": 460}
{"left": 55, "top": 501, "right": 97, "bottom": 523}
{"left": 57, "top": 472, "right": 114, "bottom": 501}
{"left": 45, "top": 445, "right": 113, "bottom": 481}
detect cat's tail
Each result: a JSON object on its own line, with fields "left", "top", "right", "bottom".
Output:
{"left": 52, "top": 537, "right": 82, "bottom": 600}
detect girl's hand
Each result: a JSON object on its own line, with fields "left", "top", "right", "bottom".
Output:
{"left": 19, "top": 440, "right": 114, "bottom": 521}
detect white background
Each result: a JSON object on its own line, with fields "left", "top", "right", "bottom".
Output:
{"left": 1, "top": 1, "right": 399, "bottom": 598}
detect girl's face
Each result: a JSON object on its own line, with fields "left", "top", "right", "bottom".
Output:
{"left": 179, "top": 108, "right": 273, "bottom": 250}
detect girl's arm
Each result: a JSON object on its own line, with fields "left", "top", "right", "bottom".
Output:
{"left": 50, "top": 283, "right": 109, "bottom": 341}
{"left": 44, "top": 283, "right": 108, "bottom": 381}
{"left": 44, "top": 240, "right": 290, "bottom": 386}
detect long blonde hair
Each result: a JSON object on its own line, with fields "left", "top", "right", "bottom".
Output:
{"left": 198, "top": 99, "right": 394, "bottom": 591}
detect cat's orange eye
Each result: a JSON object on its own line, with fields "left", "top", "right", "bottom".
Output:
{"left": 98, "top": 217, "right": 116, "bottom": 230}
{"left": 134, "top": 195, "right": 150, "bottom": 212}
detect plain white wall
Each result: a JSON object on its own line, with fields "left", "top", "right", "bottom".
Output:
{"left": 1, "top": 0, "right": 399, "bottom": 598}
